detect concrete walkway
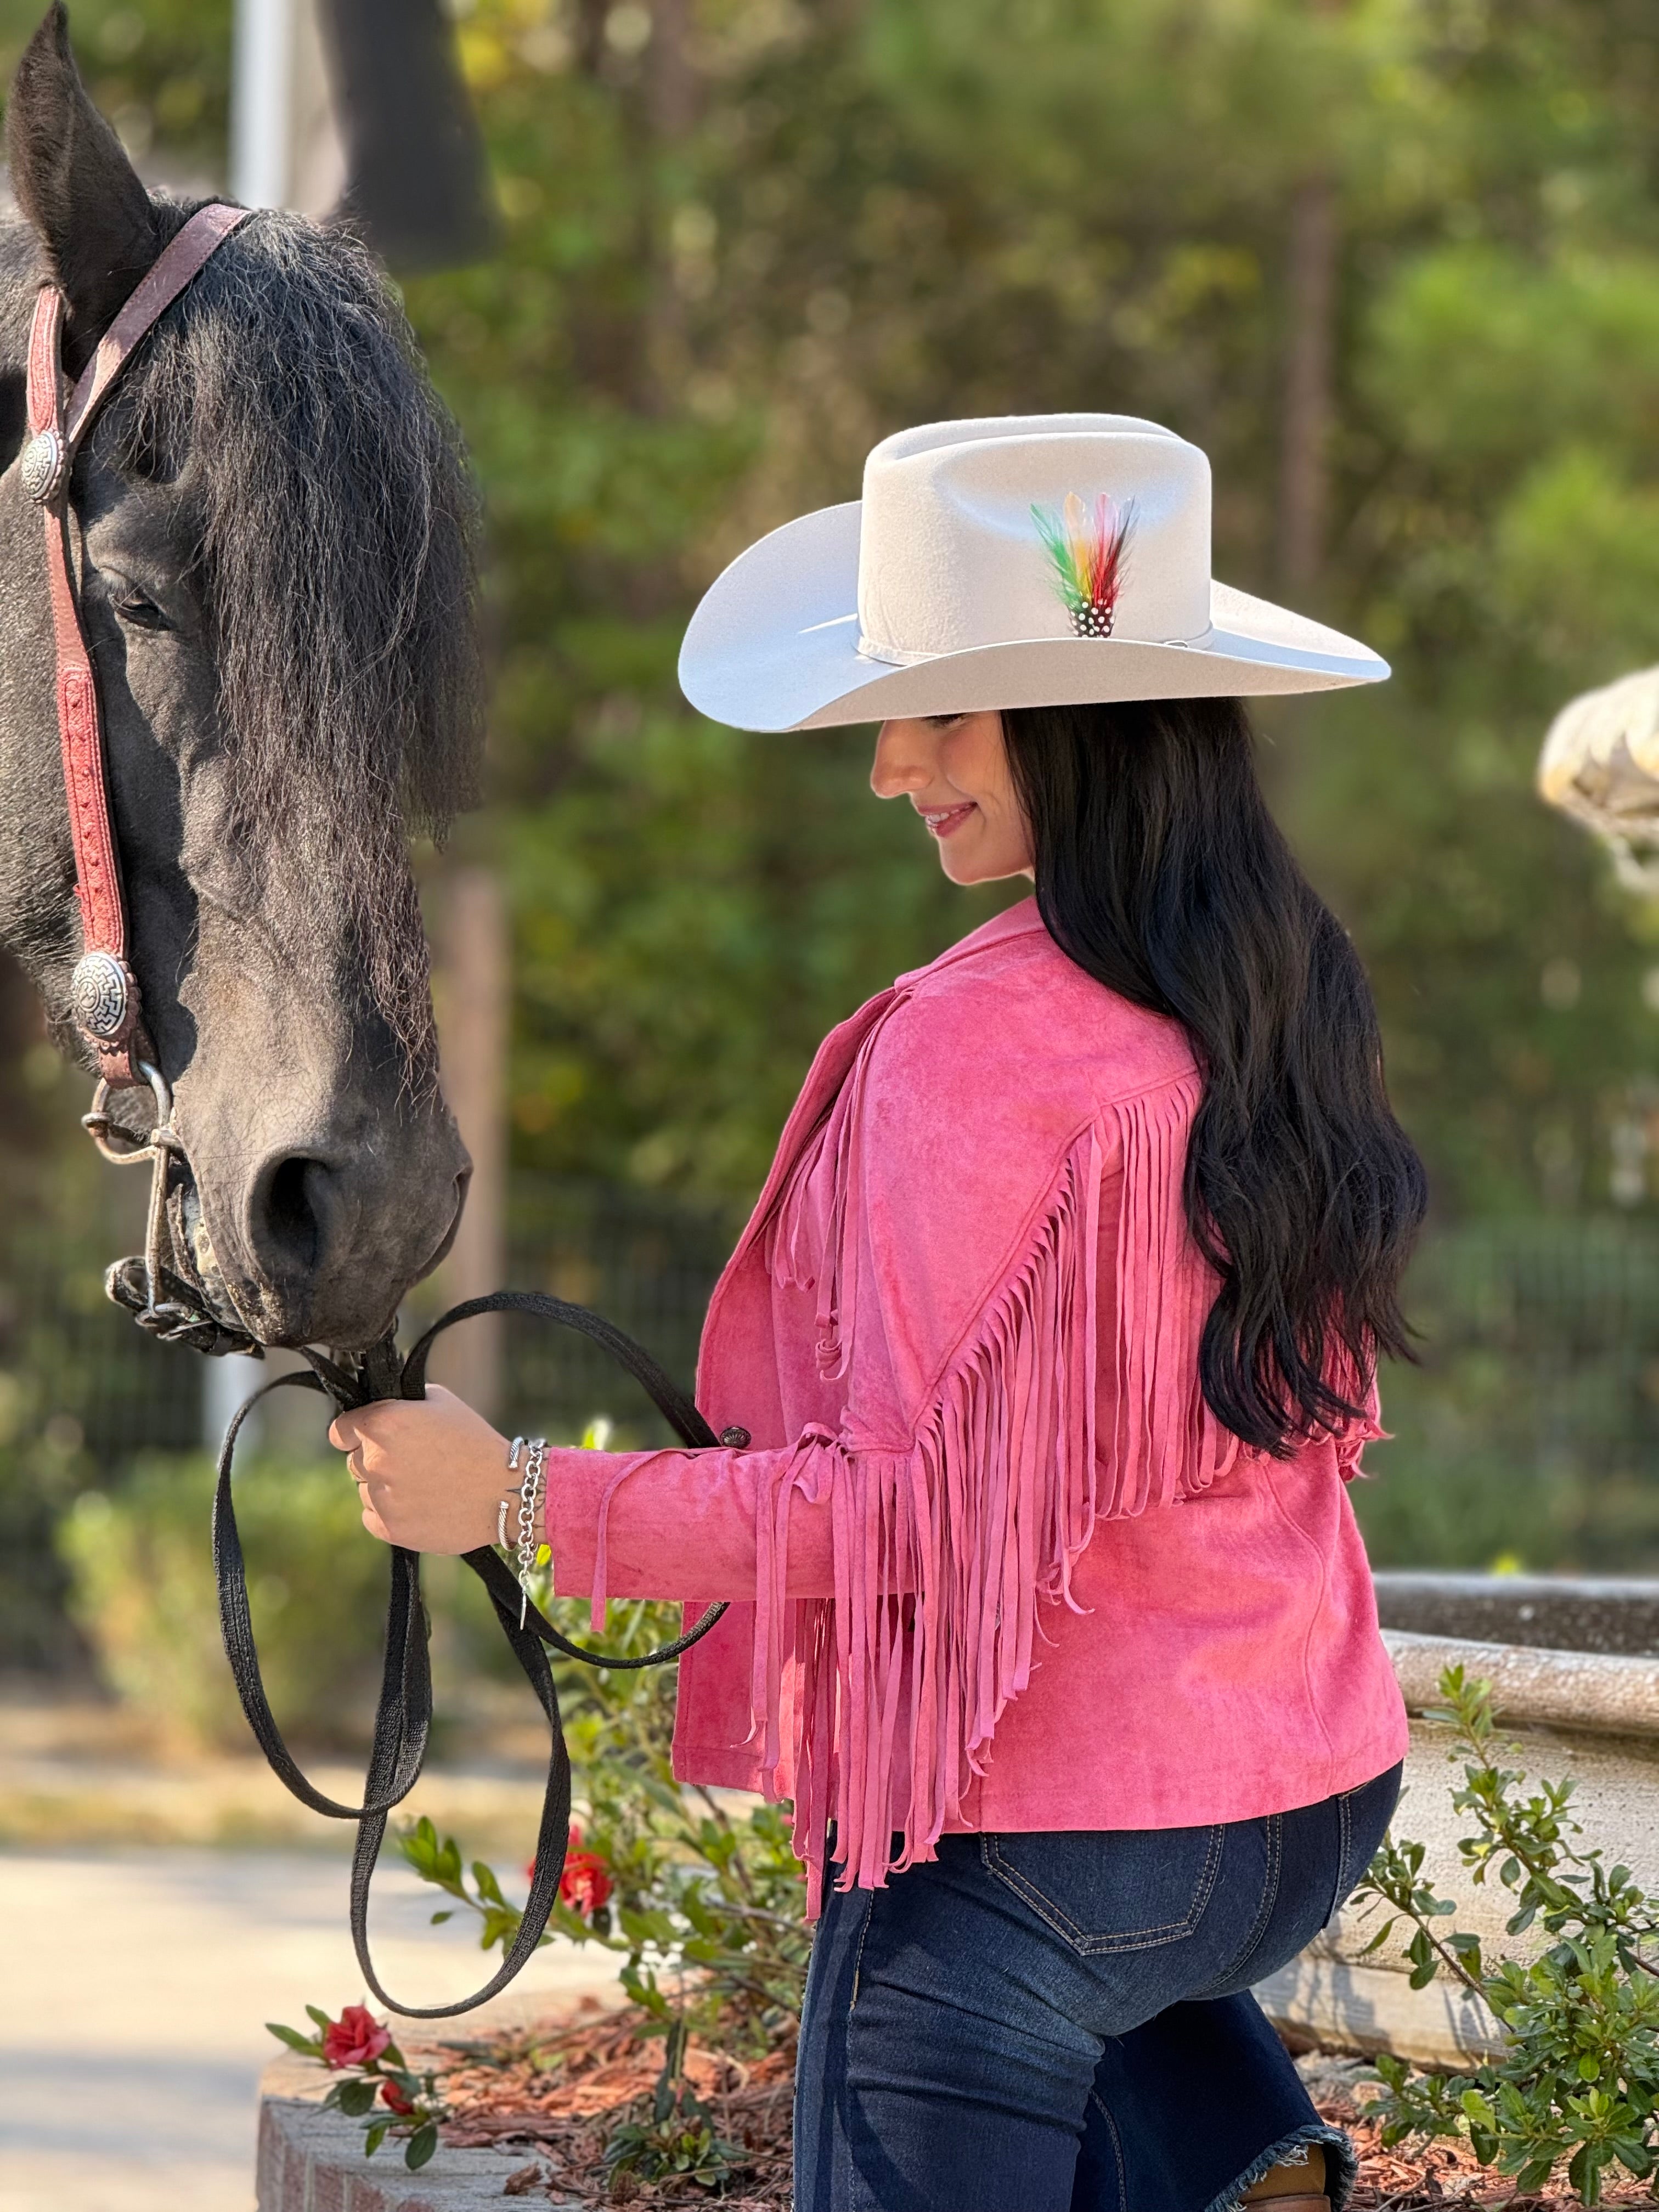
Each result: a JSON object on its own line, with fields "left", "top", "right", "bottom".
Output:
{"left": 0, "top": 1846, "right": 620, "bottom": 2212}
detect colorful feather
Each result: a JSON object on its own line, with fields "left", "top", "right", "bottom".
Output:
{"left": 1032, "top": 491, "right": 1134, "bottom": 637}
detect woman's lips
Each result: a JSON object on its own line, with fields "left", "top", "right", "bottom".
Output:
{"left": 919, "top": 803, "right": 975, "bottom": 839}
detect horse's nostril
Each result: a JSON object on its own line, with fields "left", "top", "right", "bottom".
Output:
{"left": 259, "top": 1155, "right": 326, "bottom": 1274}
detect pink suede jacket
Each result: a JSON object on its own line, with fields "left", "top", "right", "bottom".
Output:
{"left": 544, "top": 899, "right": 1408, "bottom": 1910}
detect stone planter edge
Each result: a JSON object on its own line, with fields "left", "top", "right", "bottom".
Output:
{"left": 257, "top": 2050, "right": 565, "bottom": 2211}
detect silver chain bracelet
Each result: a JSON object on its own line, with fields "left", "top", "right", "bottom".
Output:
{"left": 505, "top": 1435, "right": 548, "bottom": 1627}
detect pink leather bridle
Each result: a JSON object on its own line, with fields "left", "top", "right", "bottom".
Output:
{"left": 21, "top": 200, "right": 250, "bottom": 1086}
{"left": 20, "top": 202, "right": 252, "bottom": 1340}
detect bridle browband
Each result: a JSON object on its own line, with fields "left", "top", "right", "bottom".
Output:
{"left": 20, "top": 203, "right": 736, "bottom": 2017}
{"left": 21, "top": 202, "right": 253, "bottom": 1348}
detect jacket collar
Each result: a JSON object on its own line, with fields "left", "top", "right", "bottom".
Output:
{"left": 698, "top": 898, "right": 1046, "bottom": 1384}
{"left": 894, "top": 893, "right": 1043, "bottom": 990}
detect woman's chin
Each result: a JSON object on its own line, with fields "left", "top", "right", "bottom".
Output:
{"left": 938, "top": 840, "right": 1030, "bottom": 888}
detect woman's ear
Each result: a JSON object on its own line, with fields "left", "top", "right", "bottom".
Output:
{"left": 5, "top": 4, "right": 161, "bottom": 372}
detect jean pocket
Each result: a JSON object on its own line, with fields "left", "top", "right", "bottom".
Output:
{"left": 980, "top": 1826, "right": 1225, "bottom": 1956}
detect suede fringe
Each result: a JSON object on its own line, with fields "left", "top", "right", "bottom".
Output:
{"left": 762, "top": 1069, "right": 1244, "bottom": 1911}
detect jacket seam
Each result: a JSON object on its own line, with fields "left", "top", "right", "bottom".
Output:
{"left": 1259, "top": 1458, "right": 1341, "bottom": 1780}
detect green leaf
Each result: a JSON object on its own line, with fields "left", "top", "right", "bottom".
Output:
{"left": 265, "top": 2022, "right": 321, "bottom": 2056}
{"left": 304, "top": 2005, "right": 334, "bottom": 2032}
{"left": 364, "top": 2120, "right": 390, "bottom": 2156}
{"left": 336, "top": 2077, "right": 377, "bottom": 2117}
{"left": 406, "top": 2123, "right": 438, "bottom": 2170}
{"left": 478, "top": 1905, "right": 522, "bottom": 1951}
{"left": 429, "top": 1910, "right": 454, "bottom": 1924}
{"left": 400, "top": 1816, "right": 438, "bottom": 1871}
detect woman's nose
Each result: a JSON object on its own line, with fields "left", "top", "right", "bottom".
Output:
{"left": 871, "top": 720, "right": 935, "bottom": 798}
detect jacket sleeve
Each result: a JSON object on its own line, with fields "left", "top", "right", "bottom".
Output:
{"left": 542, "top": 1432, "right": 839, "bottom": 1605}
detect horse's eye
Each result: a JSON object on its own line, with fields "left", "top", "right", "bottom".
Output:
{"left": 113, "top": 590, "right": 171, "bottom": 633}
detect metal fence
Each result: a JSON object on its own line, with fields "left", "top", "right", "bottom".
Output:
{"left": 1398, "top": 1218, "right": 1659, "bottom": 1472}
{"left": 18, "top": 1175, "right": 733, "bottom": 1463}
{"left": 494, "top": 1178, "right": 733, "bottom": 1445}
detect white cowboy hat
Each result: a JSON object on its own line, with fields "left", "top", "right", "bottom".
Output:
{"left": 679, "top": 414, "right": 1389, "bottom": 731}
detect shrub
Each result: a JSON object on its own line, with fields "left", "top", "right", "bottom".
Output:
{"left": 403, "top": 1587, "right": 811, "bottom": 2059}
{"left": 60, "top": 1452, "right": 388, "bottom": 1751}
{"left": 1357, "top": 1664, "right": 1659, "bottom": 2204}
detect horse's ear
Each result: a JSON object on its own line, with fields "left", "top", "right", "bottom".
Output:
{"left": 5, "top": 5, "right": 159, "bottom": 358}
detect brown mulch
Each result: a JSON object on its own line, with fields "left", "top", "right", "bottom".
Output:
{"left": 433, "top": 2000, "right": 793, "bottom": 2207}
{"left": 427, "top": 2015, "right": 1645, "bottom": 2208}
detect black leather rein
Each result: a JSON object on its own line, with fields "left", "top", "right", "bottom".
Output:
{"left": 212, "top": 1290, "right": 729, "bottom": 2017}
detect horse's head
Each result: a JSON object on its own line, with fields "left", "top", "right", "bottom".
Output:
{"left": 0, "top": 8, "right": 480, "bottom": 1350}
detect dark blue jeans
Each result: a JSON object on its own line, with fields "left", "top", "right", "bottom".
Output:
{"left": 795, "top": 1764, "right": 1401, "bottom": 2212}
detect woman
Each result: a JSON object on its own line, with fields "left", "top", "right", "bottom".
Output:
{"left": 334, "top": 415, "right": 1426, "bottom": 2212}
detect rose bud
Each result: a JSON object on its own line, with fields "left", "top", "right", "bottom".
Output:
{"left": 558, "top": 1847, "right": 614, "bottom": 1919}
{"left": 321, "top": 2004, "right": 391, "bottom": 2070}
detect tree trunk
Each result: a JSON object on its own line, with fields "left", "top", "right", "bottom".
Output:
{"left": 431, "top": 870, "right": 510, "bottom": 1422}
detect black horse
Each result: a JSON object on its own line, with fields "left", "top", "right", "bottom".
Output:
{"left": 0, "top": 7, "right": 481, "bottom": 1351}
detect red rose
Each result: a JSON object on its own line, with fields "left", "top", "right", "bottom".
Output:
{"left": 380, "top": 2077, "right": 417, "bottom": 2117}
{"left": 322, "top": 2004, "right": 391, "bottom": 2070}
{"left": 559, "top": 1846, "right": 614, "bottom": 1918}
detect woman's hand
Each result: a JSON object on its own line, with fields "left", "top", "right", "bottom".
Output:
{"left": 329, "top": 1385, "right": 516, "bottom": 1554}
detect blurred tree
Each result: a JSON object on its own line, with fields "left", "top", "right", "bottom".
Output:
{"left": 0, "top": 0, "right": 230, "bottom": 179}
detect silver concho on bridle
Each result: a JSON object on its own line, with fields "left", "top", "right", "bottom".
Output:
{"left": 20, "top": 426, "right": 66, "bottom": 505}
{"left": 69, "top": 949, "right": 131, "bottom": 1041}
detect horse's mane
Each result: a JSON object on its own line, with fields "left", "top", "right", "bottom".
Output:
{"left": 100, "top": 202, "right": 484, "bottom": 1068}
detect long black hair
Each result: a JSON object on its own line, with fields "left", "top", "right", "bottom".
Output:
{"left": 1002, "top": 696, "right": 1427, "bottom": 1457}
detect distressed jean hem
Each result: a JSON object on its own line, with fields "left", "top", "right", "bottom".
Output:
{"left": 1206, "top": 2121, "right": 1356, "bottom": 2212}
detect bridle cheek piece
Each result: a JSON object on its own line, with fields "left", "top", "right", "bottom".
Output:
{"left": 22, "top": 202, "right": 252, "bottom": 1343}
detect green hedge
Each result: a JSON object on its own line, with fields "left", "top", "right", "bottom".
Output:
{"left": 60, "top": 1453, "right": 390, "bottom": 1752}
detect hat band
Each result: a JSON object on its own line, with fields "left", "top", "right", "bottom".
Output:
{"left": 856, "top": 623, "right": 1214, "bottom": 668}
{"left": 856, "top": 630, "right": 934, "bottom": 668}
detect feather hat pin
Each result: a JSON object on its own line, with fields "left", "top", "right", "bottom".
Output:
{"left": 1032, "top": 491, "right": 1135, "bottom": 638}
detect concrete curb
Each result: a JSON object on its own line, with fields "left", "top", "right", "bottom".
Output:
{"left": 256, "top": 2052, "right": 560, "bottom": 2211}
{"left": 1384, "top": 1628, "right": 1659, "bottom": 1738}
{"left": 1256, "top": 1951, "right": 1504, "bottom": 2069}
